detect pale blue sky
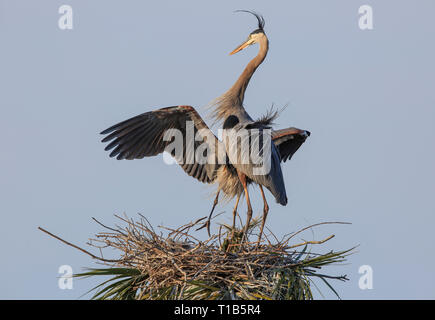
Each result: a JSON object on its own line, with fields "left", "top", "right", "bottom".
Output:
{"left": 1, "top": 0, "right": 434, "bottom": 299}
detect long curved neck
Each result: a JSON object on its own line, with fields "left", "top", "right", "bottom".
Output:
{"left": 230, "top": 35, "right": 269, "bottom": 106}
{"left": 210, "top": 35, "right": 269, "bottom": 124}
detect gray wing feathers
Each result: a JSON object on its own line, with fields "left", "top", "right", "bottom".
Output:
{"left": 272, "top": 128, "right": 310, "bottom": 162}
{"left": 100, "top": 105, "right": 224, "bottom": 184}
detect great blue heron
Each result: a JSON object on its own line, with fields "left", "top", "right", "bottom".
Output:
{"left": 100, "top": 11, "right": 310, "bottom": 242}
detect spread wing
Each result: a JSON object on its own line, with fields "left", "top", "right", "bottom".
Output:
{"left": 100, "top": 105, "right": 225, "bottom": 184}
{"left": 272, "top": 128, "right": 310, "bottom": 162}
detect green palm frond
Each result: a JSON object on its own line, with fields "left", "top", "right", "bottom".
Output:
{"left": 75, "top": 267, "right": 147, "bottom": 300}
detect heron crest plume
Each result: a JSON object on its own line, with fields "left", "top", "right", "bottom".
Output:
{"left": 235, "top": 10, "right": 265, "bottom": 31}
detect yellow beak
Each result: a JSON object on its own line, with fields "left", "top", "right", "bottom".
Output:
{"left": 229, "top": 39, "right": 252, "bottom": 55}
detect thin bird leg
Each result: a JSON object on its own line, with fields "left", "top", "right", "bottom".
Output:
{"left": 237, "top": 171, "right": 253, "bottom": 240}
{"left": 229, "top": 194, "right": 241, "bottom": 241}
{"left": 232, "top": 194, "right": 241, "bottom": 230}
{"left": 257, "top": 185, "right": 269, "bottom": 244}
{"left": 196, "top": 190, "right": 220, "bottom": 236}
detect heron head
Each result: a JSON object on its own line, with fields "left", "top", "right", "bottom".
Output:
{"left": 230, "top": 11, "right": 266, "bottom": 55}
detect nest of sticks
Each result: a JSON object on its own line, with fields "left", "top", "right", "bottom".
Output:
{"left": 39, "top": 214, "right": 353, "bottom": 300}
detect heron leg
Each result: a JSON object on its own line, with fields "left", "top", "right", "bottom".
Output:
{"left": 229, "top": 194, "right": 241, "bottom": 242}
{"left": 237, "top": 171, "right": 253, "bottom": 240}
{"left": 196, "top": 190, "right": 220, "bottom": 236}
{"left": 258, "top": 185, "right": 269, "bottom": 243}
{"left": 232, "top": 194, "right": 241, "bottom": 230}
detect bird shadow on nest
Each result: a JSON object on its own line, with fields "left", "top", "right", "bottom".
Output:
{"left": 39, "top": 214, "right": 355, "bottom": 300}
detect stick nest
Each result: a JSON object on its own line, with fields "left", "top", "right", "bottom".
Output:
{"left": 39, "top": 214, "right": 353, "bottom": 300}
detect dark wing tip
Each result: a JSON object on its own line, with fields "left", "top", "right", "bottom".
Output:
{"left": 100, "top": 126, "right": 116, "bottom": 135}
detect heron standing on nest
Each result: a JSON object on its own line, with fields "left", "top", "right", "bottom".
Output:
{"left": 100, "top": 11, "right": 310, "bottom": 242}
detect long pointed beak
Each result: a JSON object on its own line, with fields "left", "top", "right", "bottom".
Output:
{"left": 229, "top": 40, "right": 251, "bottom": 55}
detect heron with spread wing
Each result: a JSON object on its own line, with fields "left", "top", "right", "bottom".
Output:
{"left": 100, "top": 11, "right": 310, "bottom": 242}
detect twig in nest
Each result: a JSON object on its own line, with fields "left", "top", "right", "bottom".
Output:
{"left": 38, "top": 226, "right": 122, "bottom": 263}
{"left": 288, "top": 234, "right": 335, "bottom": 249}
